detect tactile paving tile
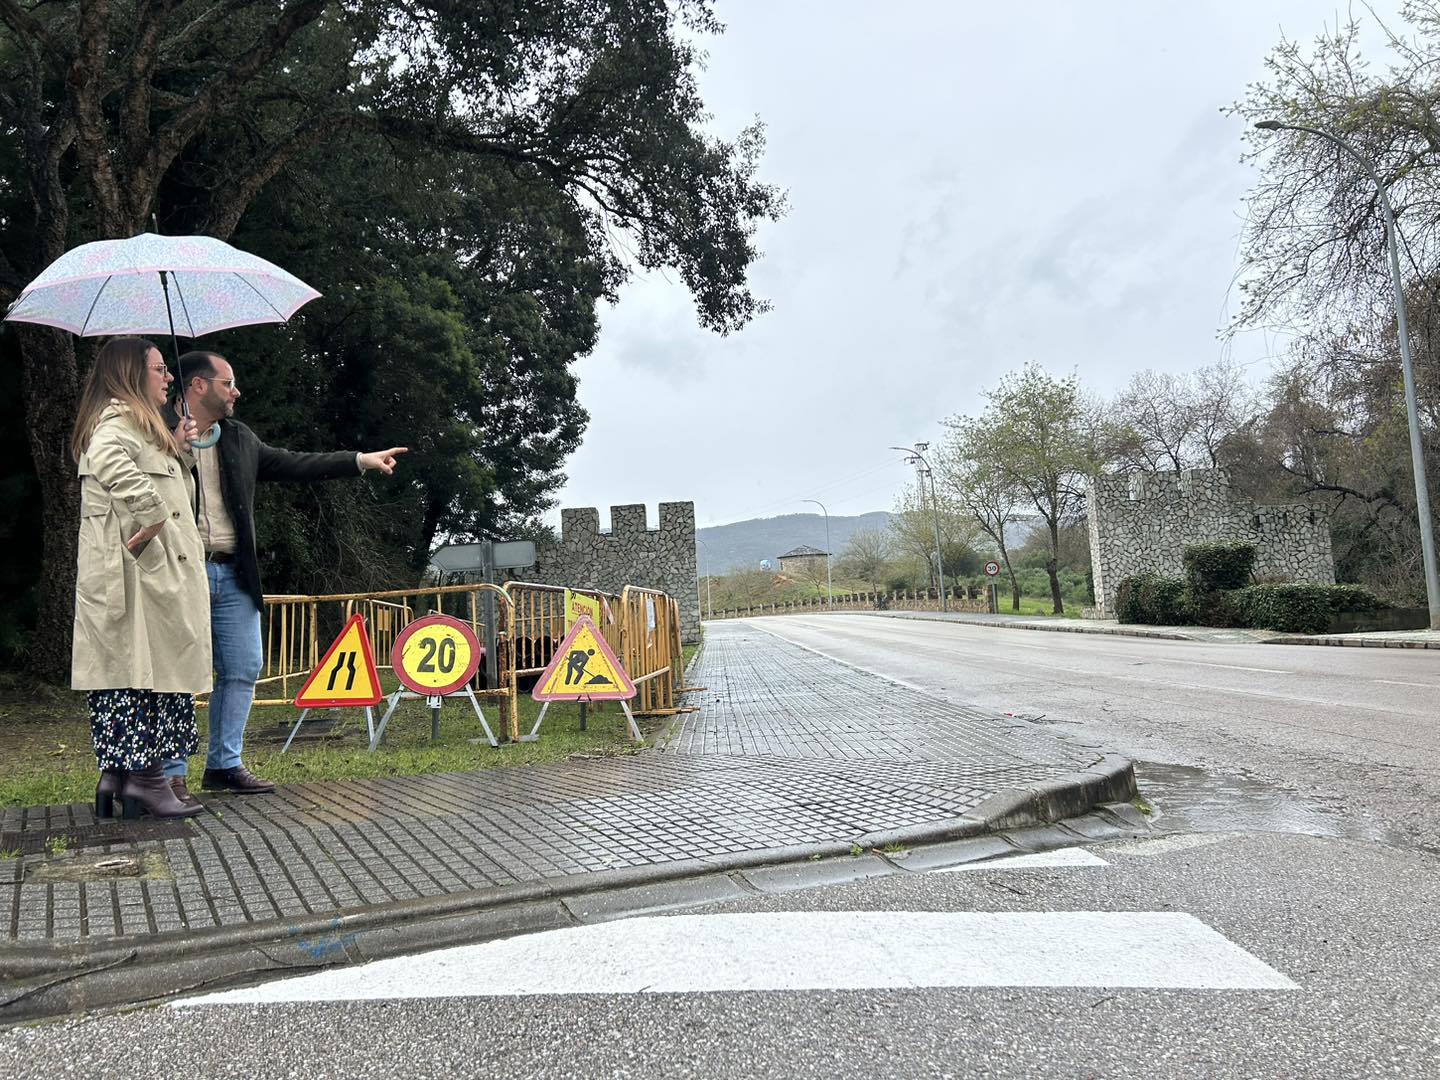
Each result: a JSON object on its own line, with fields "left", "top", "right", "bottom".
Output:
{"left": 2, "top": 621, "right": 1098, "bottom": 943}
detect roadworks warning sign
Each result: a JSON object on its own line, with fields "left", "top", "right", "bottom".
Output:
{"left": 532, "top": 615, "right": 636, "bottom": 702}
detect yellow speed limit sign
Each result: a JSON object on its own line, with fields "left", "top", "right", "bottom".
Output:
{"left": 391, "top": 615, "right": 483, "bottom": 697}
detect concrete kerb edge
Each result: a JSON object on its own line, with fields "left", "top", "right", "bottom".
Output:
{"left": 0, "top": 759, "right": 1135, "bottom": 1025}
{"left": 865, "top": 611, "right": 1195, "bottom": 642}
{"left": 1262, "top": 634, "right": 1439, "bottom": 649}
{"left": 864, "top": 609, "right": 1439, "bottom": 649}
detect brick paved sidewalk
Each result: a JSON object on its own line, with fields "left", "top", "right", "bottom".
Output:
{"left": 0, "top": 621, "right": 1115, "bottom": 957}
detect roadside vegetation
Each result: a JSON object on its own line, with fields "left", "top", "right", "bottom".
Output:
{"left": 0, "top": 643, "right": 698, "bottom": 810}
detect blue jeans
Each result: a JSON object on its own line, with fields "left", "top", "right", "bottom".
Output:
{"left": 164, "top": 561, "right": 262, "bottom": 776}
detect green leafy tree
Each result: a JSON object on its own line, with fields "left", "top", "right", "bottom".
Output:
{"left": 948, "top": 364, "right": 1095, "bottom": 614}
{"left": 890, "top": 481, "right": 976, "bottom": 594}
{"left": 938, "top": 415, "right": 1026, "bottom": 611}
{"left": 0, "top": 0, "right": 783, "bottom": 679}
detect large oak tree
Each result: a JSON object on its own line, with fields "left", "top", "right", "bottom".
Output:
{"left": 0, "top": 0, "right": 783, "bottom": 680}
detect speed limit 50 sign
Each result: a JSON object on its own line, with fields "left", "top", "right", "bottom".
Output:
{"left": 391, "top": 615, "right": 483, "bottom": 697}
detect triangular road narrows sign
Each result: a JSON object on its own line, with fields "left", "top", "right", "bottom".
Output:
{"left": 532, "top": 614, "right": 636, "bottom": 702}
{"left": 294, "top": 614, "right": 383, "bottom": 708}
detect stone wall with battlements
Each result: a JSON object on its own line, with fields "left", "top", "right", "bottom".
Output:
{"left": 1087, "top": 469, "right": 1333, "bottom": 617}
{"left": 526, "top": 502, "right": 700, "bottom": 642}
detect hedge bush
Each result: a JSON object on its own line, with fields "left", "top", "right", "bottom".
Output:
{"left": 1232, "top": 583, "right": 1384, "bottom": 633}
{"left": 1115, "top": 573, "right": 1189, "bottom": 625}
{"left": 1187, "top": 587, "right": 1242, "bottom": 628}
{"left": 1183, "top": 542, "right": 1257, "bottom": 593}
{"left": 1323, "top": 584, "right": 1383, "bottom": 614}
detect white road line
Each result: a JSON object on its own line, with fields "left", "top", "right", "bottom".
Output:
{"left": 176, "top": 911, "right": 1296, "bottom": 1004}
{"left": 1170, "top": 660, "right": 1290, "bottom": 674}
{"left": 938, "top": 849, "right": 1108, "bottom": 871}
{"left": 1376, "top": 680, "right": 1433, "bottom": 688}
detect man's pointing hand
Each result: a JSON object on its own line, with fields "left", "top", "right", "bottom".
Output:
{"left": 359, "top": 447, "right": 409, "bottom": 475}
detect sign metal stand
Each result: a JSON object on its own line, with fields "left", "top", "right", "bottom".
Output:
{"left": 286, "top": 614, "right": 384, "bottom": 752}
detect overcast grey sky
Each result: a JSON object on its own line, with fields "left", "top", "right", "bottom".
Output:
{"left": 549, "top": 1, "right": 1403, "bottom": 532}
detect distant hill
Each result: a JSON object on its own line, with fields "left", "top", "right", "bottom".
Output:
{"left": 697, "top": 512, "right": 894, "bottom": 574}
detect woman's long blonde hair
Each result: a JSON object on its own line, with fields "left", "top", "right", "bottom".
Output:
{"left": 70, "top": 337, "right": 181, "bottom": 462}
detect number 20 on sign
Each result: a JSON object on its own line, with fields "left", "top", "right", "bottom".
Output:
{"left": 391, "top": 614, "right": 483, "bottom": 697}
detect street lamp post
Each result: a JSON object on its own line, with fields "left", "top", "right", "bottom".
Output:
{"left": 802, "top": 499, "right": 833, "bottom": 607}
{"left": 1256, "top": 120, "right": 1440, "bottom": 629}
{"left": 695, "top": 538, "right": 713, "bottom": 618}
{"left": 890, "top": 444, "right": 947, "bottom": 612}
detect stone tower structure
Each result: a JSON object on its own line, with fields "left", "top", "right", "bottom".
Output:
{"left": 527, "top": 502, "right": 700, "bottom": 643}
{"left": 1086, "top": 469, "right": 1333, "bottom": 617}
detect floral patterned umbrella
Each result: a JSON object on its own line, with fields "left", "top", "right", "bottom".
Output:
{"left": 4, "top": 232, "right": 321, "bottom": 447}
{"left": 2, "top": 232, "right": 320, "bottom": 338}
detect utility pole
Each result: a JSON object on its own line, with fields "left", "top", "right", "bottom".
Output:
{"left": 696, "top": 538, "right": 714, "bottom": 618}
{"left": 891, "top": 444, "right": 947, "bottom": 612}
{"left": 802, "top": 499, "right": 833, "bottom": 607}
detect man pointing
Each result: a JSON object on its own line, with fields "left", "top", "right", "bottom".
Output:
{"left": 163, "top": 351, "right": 407, "bottom": 801}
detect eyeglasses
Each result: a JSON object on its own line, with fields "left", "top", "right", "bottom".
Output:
{"left": 147, "top": 365, "right": 169, "bottom": 374}
{"left": 201, "top": 376, "right": 238, "bottom": 390}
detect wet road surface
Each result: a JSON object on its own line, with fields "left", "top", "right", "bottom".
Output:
{"left": 749, "top": 613, "right": 1440, "bottom": 853}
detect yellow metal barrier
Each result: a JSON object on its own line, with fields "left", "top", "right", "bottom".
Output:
{"left": 254, "top": 579, "right": 687, "bottom": 739}
{"left": 618, "top": 585, "right": 679, "bottom": 715}
{"left": 501, "top": 582, "right": 622, "bottom": 679}
{"left": 256, "top": 584, "right": 519, "bottom": 740}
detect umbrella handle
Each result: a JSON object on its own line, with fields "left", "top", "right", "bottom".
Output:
{"left": 191, "top": 423, "right": 221, "bottom": 449}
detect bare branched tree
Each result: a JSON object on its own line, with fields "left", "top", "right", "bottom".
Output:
{"left": 1229, "top": 3, "right": 1440, "bottom": 334}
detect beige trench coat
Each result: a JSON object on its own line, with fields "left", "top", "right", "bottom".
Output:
{"left": 71, "top": 404, "right": 212, "bottom": 693}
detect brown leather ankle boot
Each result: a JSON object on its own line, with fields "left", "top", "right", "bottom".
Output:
{"left": 121, "top": 764, "right": 204, "bottom": 819}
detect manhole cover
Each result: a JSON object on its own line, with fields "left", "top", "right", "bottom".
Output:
{"left": 0, "top": 818, "right": 194, "bottom": 856}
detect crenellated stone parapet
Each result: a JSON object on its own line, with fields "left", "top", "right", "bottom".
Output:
{"left": 1087, "top": 468, "right": 1333, "bottom": 617}
{"left": 527, "top": 501, "right": 700, "bottom": 642}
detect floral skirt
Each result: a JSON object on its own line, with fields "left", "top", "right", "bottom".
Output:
{"left": 88, "top": 689, "right": 198, "bottom": 770}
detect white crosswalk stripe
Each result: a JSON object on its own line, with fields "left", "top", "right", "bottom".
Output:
{"left": 176, "top": 908, "right": 1295, "bottom": 1005}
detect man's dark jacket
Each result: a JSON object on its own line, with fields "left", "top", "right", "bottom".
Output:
{"left": 167, "top": 408, "right": 358, "bottom": 611}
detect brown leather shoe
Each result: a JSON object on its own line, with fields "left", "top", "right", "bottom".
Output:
{"left": 168, "top": 777, "right": 202, "bottom": 808}
{"left": 201, "top": 766, "right": 276, "bottom": 794}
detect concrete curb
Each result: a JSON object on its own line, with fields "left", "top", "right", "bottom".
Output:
{"left": 866, "top": 611, "right": 1440, "bottom": 649}
{"left": 1262, "top": 634, "right": 1439, "bottom": 650}
{"left": 863, "top": 612, "right": 1199, "bottom": 643}
{"left": 0, "top": 756, "right": 1136, "bottom": 1025}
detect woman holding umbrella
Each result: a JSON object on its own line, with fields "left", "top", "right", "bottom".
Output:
{"left": 70, "top": 337, "right": 209, "bottom": 819}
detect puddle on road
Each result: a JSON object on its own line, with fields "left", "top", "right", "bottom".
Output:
{"left": 1134, "top": 761, "right": 1410, "bottom": 846}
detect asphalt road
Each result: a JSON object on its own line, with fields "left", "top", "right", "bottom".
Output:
{"left": 751, "top": 614, "right": 1440, "bottom": 852}
{"left": 5, "top": 615, "right": 1437, "bottom": 1078}
{"left": 7, "top": 829, "right": 1436, "bottom": 1079}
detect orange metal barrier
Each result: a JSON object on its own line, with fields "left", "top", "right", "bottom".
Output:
{"left": 255, "top": 584, "right": 518, "bottom": 739}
